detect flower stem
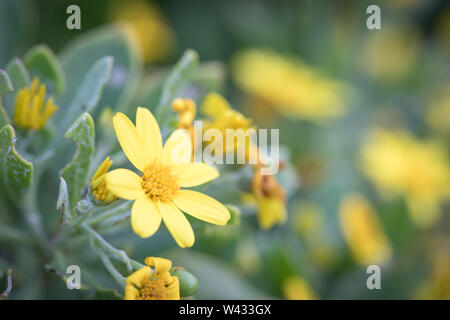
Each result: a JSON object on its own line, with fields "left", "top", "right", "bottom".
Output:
{"left": 94, "top": 244, "right": 126, "bottom": 288}
{"left": 87, "top": 201, "right": 132, "bottom": 226}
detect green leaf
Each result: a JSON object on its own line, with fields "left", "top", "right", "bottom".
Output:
{"left": 24, "top": 44, "right": 66, "bottom": 95}
{"left": 0, "top": 69, "right": 13, "bottom": 128}
{"left": 92, "top": 288, "right": 123, "bottom": 300}
{"left": 6, "top": 58, "right": 30, "bottom": 90}
{"left": 155, "top": 49, "right": 199, "bottom": 123}
{"left": 0, "top": 69, "right": 13, "bottom": 95}
{"left": 56, "top": 177, "right": 71, "bottom": 224}
{"left": 59, "top": 25, "right": 141, "bottom": 115}
{"left": 3, "top": 58, "right": 31, "bottom": 115}
{"left": 60, "top": 113, "right": 95, "bottom": 211}
{"left": 56, "top": 57, "right": 112, "bottom": 141}
{"left": 0, "top": 125, "right": 33, "bottom": 203}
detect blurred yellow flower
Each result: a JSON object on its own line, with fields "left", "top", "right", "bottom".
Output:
{"left": 232, "top": 49, "right": 348, "bottom": 122}
{"left": 105, "top": 107, "right": 230, "bottom": 248}
{"left": 360, "top": 129, "right": 450, "bottom": 227}
{"left": 282, "top": 276, "right": 318, "bottom": 300}
{"left": 90, "top": 157, "right": 117, "bottom": 205}
{"left": 295, "top": 202, "right": 324, "bottom": 237}
{"left": 125, "top": 257, "right": 179, "bottom": 300}
{"left": 339, "top": 193, "right": 392, "bottom": 266}
{"left": 13, "top": 78, "right": 58, "bottom": 131}
{"left": 359, "top": 25, "right": 420, "bottom": 81}
{"left": 201, "top": 92, "right": 255, "bottom": 156}
{"left": 173, "top": 97, "right": 197, "bottom": 151}
{"left": 109, "top": 0, "right": 175, "bottom": 63}
{"left": 294, "top": 202, "right": 337, "bottom": 269}
{"left": 415, "top": 237, "right": 450, "bottom": 299}
{"left": 250, "top": 167, "right": 286, "bottom": 229}
{"left": 426, "top": 86, "right": 450, "bottom": 135}
{"left": 235, "top": 239, "right": 262, "bottom": 274}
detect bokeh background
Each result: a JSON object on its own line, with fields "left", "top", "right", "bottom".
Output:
{"left": 0, "top": 0, "right": 449, "bottom": 299}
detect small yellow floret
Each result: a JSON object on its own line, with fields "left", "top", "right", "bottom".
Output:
{"left": 90, "top": 157, "right": 117, "bottom": 205}
{"left": 13, "top": 78, "right": 58, "bottom": 131}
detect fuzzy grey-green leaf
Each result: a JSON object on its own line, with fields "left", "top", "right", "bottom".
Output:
{"left": 0, "top": 125, "right": 33, "bottom": 203}
{"left": 2, "top": 59, "right": 31, "bottom": 115}
{"left": 59, "top": 25, "right": 141, "bottom": 115}
{"left": 0, "top": 69, "right": 13, "bottom": 95}
{"left": 24, "top": 44, "right": 66, "bottom": 95}
{"left": 60, "top": 113, "right": 95, "bottom": 211}
{"left": 55, "top": 56, "right": 112, "bottom": 140}
{"left": 155, "top": 49, "right": 199, "bottom": 123}
{"left": 0, "top": 69, "right": 13, "bottom": 128}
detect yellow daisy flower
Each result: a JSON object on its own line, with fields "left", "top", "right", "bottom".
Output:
{"left": 105, "top": 107, "right": 230, "bottom": 247}
{"left": 125, "top": 257, "right": 179, "bottom": 300}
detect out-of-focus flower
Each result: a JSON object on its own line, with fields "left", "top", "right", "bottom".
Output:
{"left": 109, "top": 0, "right": 175, "bottom": 63}
{"left": 235, "top": 239, "right": 262, "bottom": 274}
{"left": 359, "top": 25, "right": 420, "bottom": 82}
{"left": 415, "top": 237, "right": 450, "bottom": 299}
{"left": 339, "top": 193, "right": 392, "bottom": 266}
{"left": 295, "top": 202, "right": 324, "bottom": 238}
{"left": 125, "top": 257, "right": 179, "bottom": 300}
{"left": 173, "top": 98, "right": 196, "bottom": 150}
{"left": 360, "top": 129, "right": 450, "bottom": 227}
{"left": 232, "top": 49, "right": 348, "bottom": 122}
{"left": 426, "top": 86, "right": 450, "bottom": 135}
{"left": 13, "top": 78, "right": 58, "bottom": 131}
{"left": 90, "top": 157, "right": 117, "bottom": 205}
{"left": 282, "top": 276, "right": 318, "bottom": 300}
{"left": 105, "top": 107, "right": 230, "bottom": 248}
{"left": 294, "top": 202, "right": 337, "bottom": 269}
{"left": 201, "top": 92, "right": 255, "bottom": 156}
{"left": 250, "top": 166, "right": 286, "bottom": 229}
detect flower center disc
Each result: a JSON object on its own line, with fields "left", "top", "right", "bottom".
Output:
{"left": 139, "top": 278, "right": 168, "bottom": 300}
{"left": 141, "top": 163, "right": 179, "bottom": 202}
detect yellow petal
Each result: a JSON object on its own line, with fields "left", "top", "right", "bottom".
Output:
{"left": 105, "top": 169, "right": 144, "bottom": 200}
{"left": 165, "top": 277, "right": 180, "bottom": 300}
{"left": 172, "top": 163, "right": 219, "bottom": 187}
{"left": 201, "top": 92, "right": 231, "bottom": 119}
{"left": 126, "top": 266, "right": 151, "bottom": 287}
{"left": 158, "top": 201, "right": 195, "bottom": 248}
{"left": 124, "top": 283, "right": 140, "bottom": 300}
{"left": 258, "top": 197, "right": 287, "bottom": 229}
{"left": 131, "top": 197, "right": 162, "bottom": 238}
{"left": 172, "top": 190, "right": 230, "bottom": 226}
{"left": 113, "top": 112, "right": 147, "bottom": 171}
{"left": 161, "top": 129, "right": 192, "bottom": 165}
{"left": 92, "top": 156, "right": 113, "bottom": 180}
{"left": 144, "top": 257, "right": 172, "bottom": 274}
{"left": 136, "top": 107, "right": 163, "bottom": 165}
